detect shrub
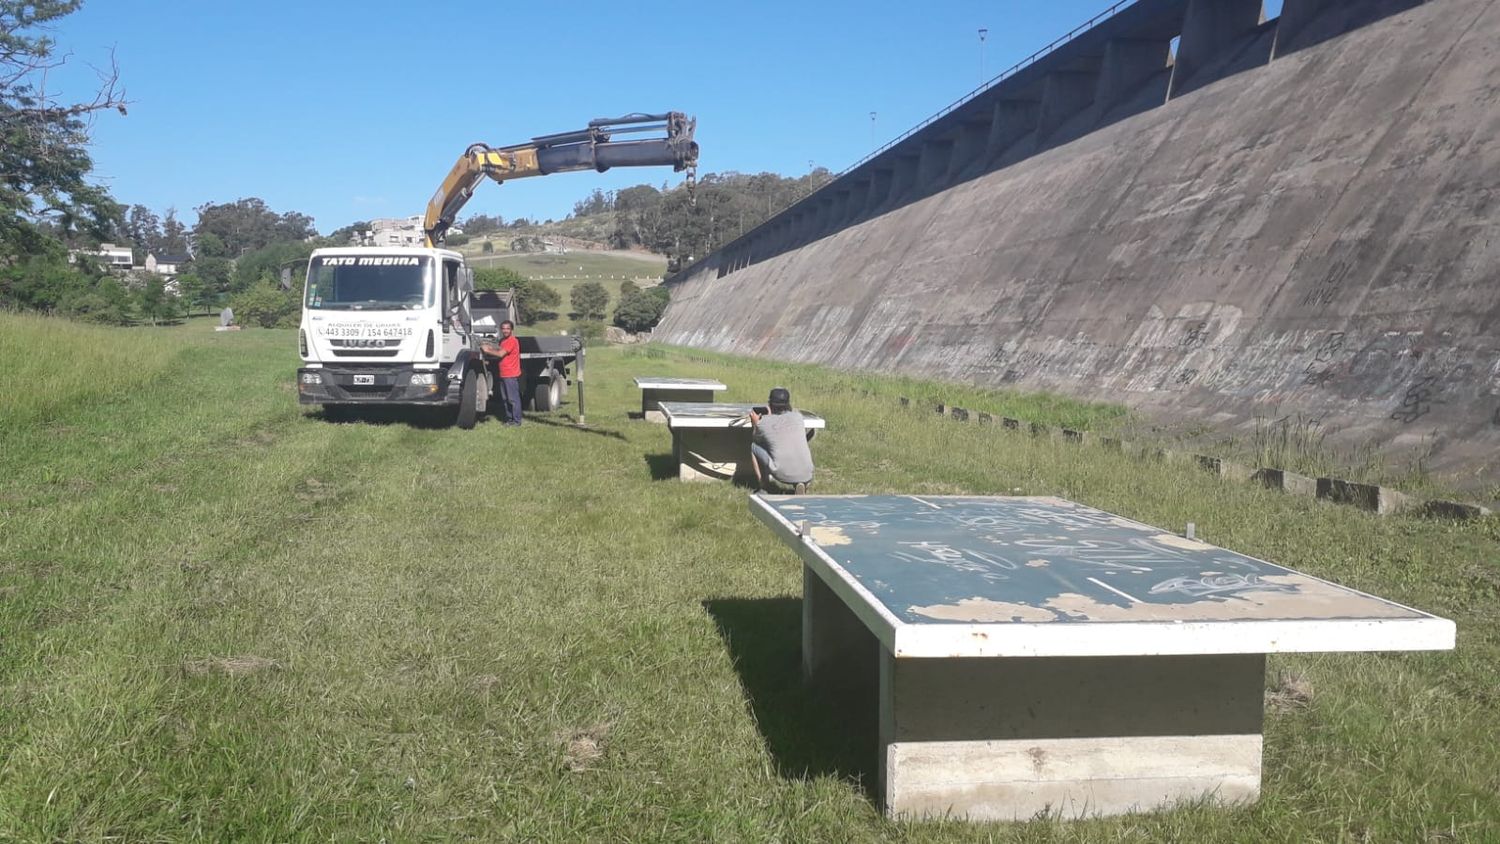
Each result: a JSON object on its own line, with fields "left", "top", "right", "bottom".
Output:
{"left": 613, "top": 285, "right": 669, "bottom": 333}
{"left": 570, "top": 281, "right": 609, "bottom": 321}
{"left": 230, "top": 281, "right": 299, "bottom": 328}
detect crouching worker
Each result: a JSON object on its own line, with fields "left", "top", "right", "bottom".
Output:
{"left": 748, "top": 387, "right": 814, "bottom": 494}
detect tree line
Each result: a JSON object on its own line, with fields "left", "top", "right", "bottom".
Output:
{"left": 566, "top": 169, "right": 834, "bottom": 271}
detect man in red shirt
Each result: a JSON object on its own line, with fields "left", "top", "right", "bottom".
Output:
{"left": 483, "top": 320, "right": 523, "bottom": 426}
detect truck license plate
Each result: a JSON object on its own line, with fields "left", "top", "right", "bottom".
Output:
{"left": 353, "top": 374, "right": 375, "bottom": 385}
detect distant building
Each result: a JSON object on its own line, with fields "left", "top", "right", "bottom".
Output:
{"left": 69, "top": 242, "right": 133, "bottom": 270}
{"left": 367, "top": 216, "right": 424, "bottom": 248}
{"left": 146, "top": 253, "right": 190, "bottom": 275}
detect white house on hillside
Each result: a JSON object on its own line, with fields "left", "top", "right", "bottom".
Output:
{"left": 69, "top": 243, "right": 133, "bottom": 270}
{"left": 145, "top": 253, "right": 189, "bottom": 275}
{"left": 367, "top": 216, "right": 424, "bottom": 248}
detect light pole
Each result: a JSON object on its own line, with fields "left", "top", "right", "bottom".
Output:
{"left": 978, "top": 27, "right": 989, "bottom": 85}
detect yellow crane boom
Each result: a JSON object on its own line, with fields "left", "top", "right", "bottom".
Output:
{"left": 424, "top": 112, "right": 698, "bottom": 247}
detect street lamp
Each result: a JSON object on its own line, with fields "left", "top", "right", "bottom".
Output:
{"left": 979, "top": 27, "right": 989, "bottom": 85}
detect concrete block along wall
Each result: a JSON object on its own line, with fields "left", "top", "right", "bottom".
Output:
{"left": 662, "top": 0, "right": 1500, "bottom": 482}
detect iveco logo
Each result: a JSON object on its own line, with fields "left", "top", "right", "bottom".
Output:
{"left": 348, "top": 339, "right": 388, "bottom": 348}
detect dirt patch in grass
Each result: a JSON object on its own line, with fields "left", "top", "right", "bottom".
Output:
{"left": 1266, "top": 671, "right": 1315, "bottom": 713}
{"left": 182, "top": 655, "right": 281, "bottom": 677}
{"left": 237, "top": 429, "right": 278, "bottom": 448}
{"left": 558, "top": 723, "right": 611, "bottom": 772}
{"left": 295, "top": 477, "right": 338, "bottom": 503}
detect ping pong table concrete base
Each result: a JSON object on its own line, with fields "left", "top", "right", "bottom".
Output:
{"left": 805, "top": 571, "right": 1262, "bottom": 820}
{"left": 755, "top": 495, "right": 1455, "bottom": 822}
{"left": 633, "top": 377, "right": 727, "bottom": 423}
{"left": 660, "top": 402, "right": 824, "bottom": 482}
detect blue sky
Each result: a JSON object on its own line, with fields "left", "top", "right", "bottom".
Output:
{"left": 47, "top": 0, "right": 1280, "bottom": 234}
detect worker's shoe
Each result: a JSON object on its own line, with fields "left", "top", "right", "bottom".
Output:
{"left": 793, "top": 482, "right": 808, "bottom": 495}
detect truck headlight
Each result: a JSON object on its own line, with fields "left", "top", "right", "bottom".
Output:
{"left": 301, "top": 372, "right": 322, "bottom": 385}
{"left": 410, "top": 373, "right": 435, "bottom": 386}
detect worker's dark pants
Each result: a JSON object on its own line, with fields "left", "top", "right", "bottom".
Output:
{"left": 500, "top": 376, "right": 522, "bottom": 425}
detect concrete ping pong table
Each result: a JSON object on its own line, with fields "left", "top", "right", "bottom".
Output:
{"left": 634, "top": 377, "right": 728, "bottom": 422}
{"left": 660, "top": 402, "right": 824, "bottom": 482}
{"left": 750, "top": 494, "right": 1455, "bottom": 821}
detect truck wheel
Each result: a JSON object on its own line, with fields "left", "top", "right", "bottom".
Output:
{"left": 456, "top": 370, "right": 479, "bottom": 429}
{"left": 533, "top": 378, "right": 555, "bottom": 412}
{"left": 549, "top": 377, "right": 563, "bottom": 409}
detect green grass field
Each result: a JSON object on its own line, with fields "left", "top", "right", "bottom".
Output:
{"left": 463, "top": 249, "right": 666, "bottom": 282}
{"left": 464, "top": 249, "right": 668, "bottom": 333}
{"left": 2, "top": 315, "right": 1497, "bottom": 841}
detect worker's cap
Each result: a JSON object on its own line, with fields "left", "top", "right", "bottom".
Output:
{"left": 768, "top": 387, "right": 791, "bottom": 405}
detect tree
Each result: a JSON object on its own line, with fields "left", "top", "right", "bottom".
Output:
{"left": 460, "top": 213, "right": 503, "bottom": 236}
{"left": 475, "top": 267, "right": 559, "bottom": 325}
{"left": 619, "top": 279, "right": 640, "bottom": 297}
{"left": 572, "top": 188, "right": 612, "bottom": 217}
{"left": 229, "top": 280, "right": 299, "bottom": 328}
{"left": 1, "top": 1, "right": 126, "bottom": 270}
{"left": 474, "top": 266, "right": 526, "bottom": 292}
{"left": 193, "top": 197, "right": 316, "bottom": 256}
{"left": 233, "top": 239, "right": 313, "bottom": 291}
{"left": 322, "top": 220, "right": 368, "bottom": 246}
{"left": 136, "top": 276, "right": 173, "bottom": 324}
{"left": 515, "top": 279, "right": 560, "bottom": 324}
{"left": 570, "top": 281, "right": 609, "bottom": 321}
{"left": 159, "top": 208, "right": 189, "bottom": 255}
{"left": 124, "top": 204, "right": 161, "bottom": 263}
{"left": 613, "top": 285, "right": 670, "bottom": 333}
{"left": 174, "top": 272, "right": 210, "bottom": 316}
{"left": 480, "top": 240, "right": 494, "bottom": 254}
{"left": 190, "top": 232, "right": 233, "bottom": 300}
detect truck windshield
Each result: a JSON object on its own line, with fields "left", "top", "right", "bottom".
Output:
{"left": 305, "top": 257, "right": 431, "bottom": 310}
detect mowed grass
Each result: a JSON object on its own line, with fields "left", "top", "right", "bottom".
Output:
{"left": 464, "top": 250, "right": 668, "bottom": 333}
{"left": 0, "top": 312, "right": 192, "bottom": 428}
{"left": 1, "top": 321, "right": 1497, "bottom": 841}
{"left": 464, "top": 249, "right": 666, "bottom": 283}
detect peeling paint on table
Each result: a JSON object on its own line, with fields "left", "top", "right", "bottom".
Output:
{"left": 755, "top": 495, "right": 1442, "bottom": 635}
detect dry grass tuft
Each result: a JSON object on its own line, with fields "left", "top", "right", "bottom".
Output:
{"left": 1266, "top": 670, "right": 1315, "bottom": 712}
{"left": 558, "top": 723, "right": 612, "bottom": 773}
{"left": 182, "top": 655, "right": 281, "bottom": 677}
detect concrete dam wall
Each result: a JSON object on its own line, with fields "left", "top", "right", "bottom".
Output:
{"left": 655, "top": 0, "right": 1500, "bottom": 482}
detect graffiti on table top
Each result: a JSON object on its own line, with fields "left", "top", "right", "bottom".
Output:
{"left": 1148, "top": 573, "right": 1296, "bottom": 598}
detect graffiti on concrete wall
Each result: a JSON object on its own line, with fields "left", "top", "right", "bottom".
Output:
{"left": 1303, "top": 331, "right": 1347, "bottom": 386}
{"left": 1181, "top": 321, "right": 1210, "bottom": 348}
{"left": 1390, "top": 375, "right": 1444, "bottom": 424}
{"left": 1300, "top": 261, "right": 1351, "bottom": 308}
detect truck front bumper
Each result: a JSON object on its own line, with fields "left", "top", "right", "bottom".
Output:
{"left": 297, "top": 366, "right": 452, "bottom": 405}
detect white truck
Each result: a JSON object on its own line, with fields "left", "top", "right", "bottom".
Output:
{"left": 294, "top": 112, "right": 697, "bottom": 427}
{"left": 295, "top": 248, "right": 580, "bottom": 427}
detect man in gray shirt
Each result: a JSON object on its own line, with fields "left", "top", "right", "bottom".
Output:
{"left": 749, "top": 387, "right": 814, "bottom": 493}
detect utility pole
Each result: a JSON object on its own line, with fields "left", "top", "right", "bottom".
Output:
{"left": 979, "top": 27, "right": 989, "bottom": 85}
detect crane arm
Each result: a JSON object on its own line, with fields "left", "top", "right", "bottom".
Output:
{"left": 423, "top": 112, "right": 698, "bottom": 247}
